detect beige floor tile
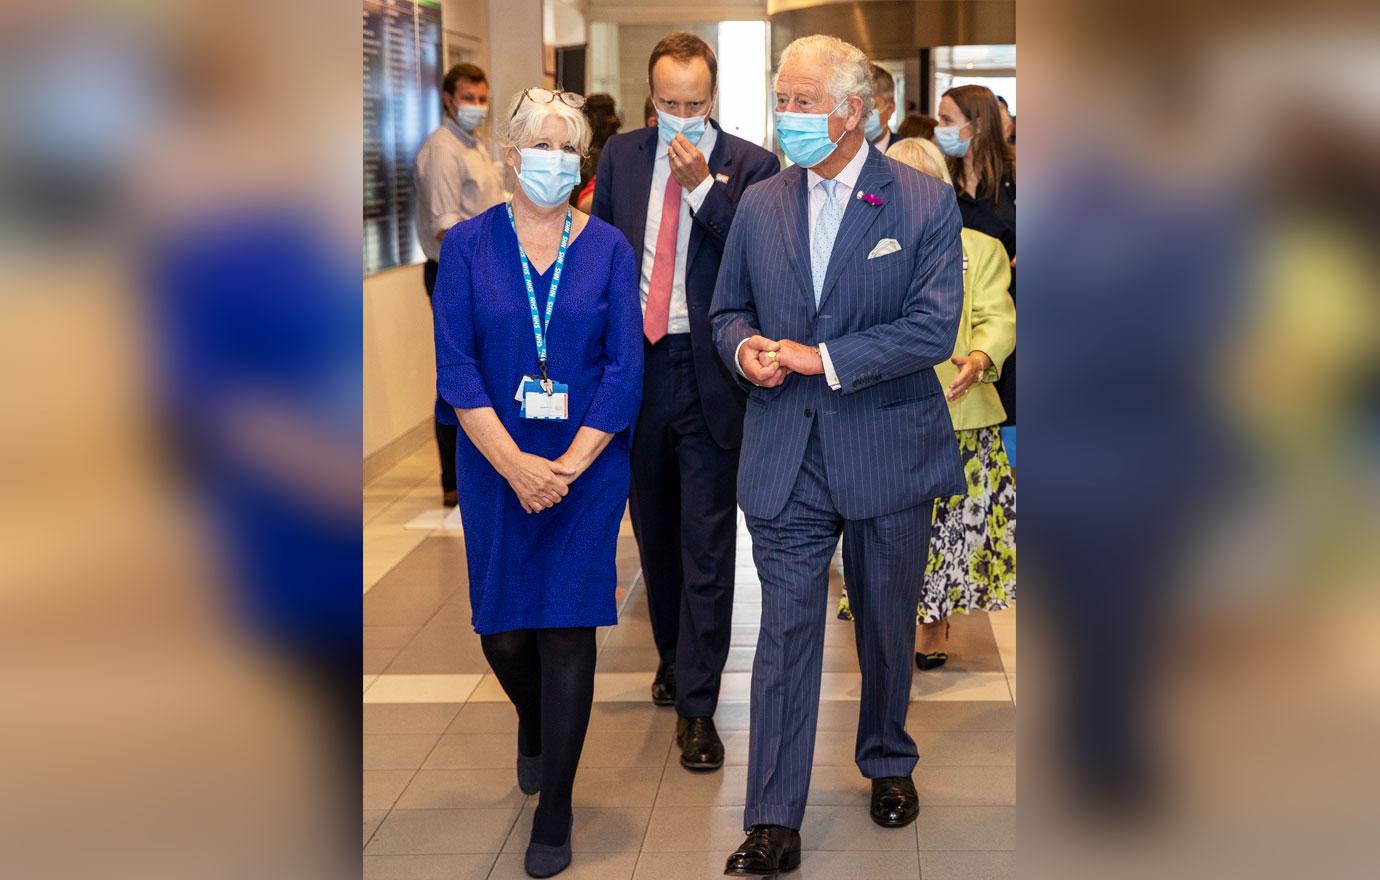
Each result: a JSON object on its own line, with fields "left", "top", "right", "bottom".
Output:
{"left": 364, "top": 674, "right": 482, "bottom": 704}
{"left": 365, "top": 624, "right": 422, "bottom": 651}
{"left": 642, "top": 805, "right": 746, "bottom": 852}
{"left": 579, "top": 727, "right": 672, "bottom": 768}
{"left": 501, "top": 804, "right": 652, "bottom": 853}
{"left": 446, "top": 702, "right": 518, "bottom": 734}
{"left": 796, "top": 850, "right": 921, "bottom": 879}
{"left": 587, "top": 702, "right": 677, "bottom": 733}
{"left": 596, "top": 645, "right": 663, "bottom": 673}
{"left": 364, "top": 675, "right": 379, "bottom": 694}
{"left": 804, "top": 765, "right": 872, "bottom": 806}
{"left": 712, "top": 701, "right": 752, "bottom": 730}
{"left": 904, "top": 701, "right": 1015, "bottom": 732}
{"left": 394, "top": 768, "right": 526, "bottom": 810}
{"left": 916, "top": 730, "right": 1016, "bottom": 766}
{"left": 364, "top": 807, "right": 520, "bottom": 854}
{"left": 363, "top": 853, "right": 495, "bottom": 880}
{"left": 916, "top": 806, "right": 1015, "bottom": 851}
{"left": 920, "top": 849, "right": 1016, "bottom": 880}
{"left": 364, "top": 734, "right": 441, "bottom": 770}
{"left": 488, "top": 851, "right": 638, "bottom": 880}
{"left": 911, "top": 672, "right": 1014, "bottom": 702}
{"left": 364, "top": 811, "right": 387, "bottom": 847}
{"left": 365, "top": 703, "right": 463, "bottom": 735}
{"left": 364, "top": 769, "right": 417, "bottom": 810}
{"left": 800, "top": 804, "right": 919, "bottom": 851}
{"left": 631, "top": 851, "right": 734, "bottom": 880}
{"left": 572, "top": 766, "right": 662, "bottom": 807}
{"left": 365, "top": 648, "right": 401, "bottom": 674}
{"left": 422, "top": 733, "right": 516, "bottom": 769}
{"left": 654, "top": 765, "right": 748, "bottom": 806}
{"left": 916, "top": 766, "right": 1016, "bottom": 806}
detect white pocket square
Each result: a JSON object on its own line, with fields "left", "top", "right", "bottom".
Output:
{"left": 867, "top": 238, "right": 901, "bottom": 259}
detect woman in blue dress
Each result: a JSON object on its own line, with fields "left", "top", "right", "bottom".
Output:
{"left": 432, "top": 88, "right": 642, "bottom": 878}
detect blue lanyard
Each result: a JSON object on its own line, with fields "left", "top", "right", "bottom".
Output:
{"left": 506, "top": 202, "right": 572, "bottom": 382}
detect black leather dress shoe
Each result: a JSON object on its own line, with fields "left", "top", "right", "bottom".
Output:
{"left": 724, "top": 824, "right": 801, "bottom": 876}
{"left": 870, "top": 775, "right": 920, "bottom": 827}
{"left": 676, "top": 716, "right": 724, "bottom": 771}
{"left": 651, "top": 661, "right": 676, "bottom": 707}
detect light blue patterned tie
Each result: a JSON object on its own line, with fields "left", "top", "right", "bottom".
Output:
{"left": 811, "top": 178, "right": 842, "bottom": 306}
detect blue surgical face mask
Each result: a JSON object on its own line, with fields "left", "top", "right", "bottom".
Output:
{"left": 455, "top": 104, "right": 487, "bottom": 132}
{"left": 775, "top": 99, "right": 848, "bottom": 168}
{"left": 864, "top": 107, "right": 884, "bottom": 142}
{"left": 656, "top": 108, "right": 707, "bottom": 145}
{"left": 516, "top": 148, "right": 581, "bottom": 209}
{"left": 934, "top": 122, "right": 972, "bottom": 157}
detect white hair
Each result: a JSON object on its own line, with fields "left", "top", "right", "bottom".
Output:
{"left": 501, "top": 89, "right": 591, "bottom": 155}
{"left": 887, "top": 137, "right": 952, "bottom": 186}
{"left": 775, "top": 35, "right": 873, "bottom": 118}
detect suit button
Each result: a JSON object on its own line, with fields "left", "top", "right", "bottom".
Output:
{"left": 804, "top": 408, "right": 814, "bottom": 417}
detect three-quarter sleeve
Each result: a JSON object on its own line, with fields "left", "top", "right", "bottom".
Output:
{"left": 582, "top": 238, "right": 644, "bottom": 434}
{"left": 433, "top": 228, "right": 493, "bottom": 411}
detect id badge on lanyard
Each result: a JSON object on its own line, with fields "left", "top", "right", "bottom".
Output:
{"left": 507, "top": 202, "right": 572, "bottom": 421}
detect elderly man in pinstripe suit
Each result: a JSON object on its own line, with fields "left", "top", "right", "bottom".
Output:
{"left": 710, "top": 35, "right": 965, "bottom": 876}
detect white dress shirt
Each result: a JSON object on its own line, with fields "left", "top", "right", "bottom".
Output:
{"left": 738, "top": 140, "right": 871, "bottom": 390}
{"left": 640, "top": 121, "right": 718, "bottom": 335}
{"left": 414, "top": 117, "right": 506, "bottom": 262}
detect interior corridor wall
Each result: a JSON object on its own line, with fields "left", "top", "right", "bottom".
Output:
{"left": 363, "top": 0, "right": 544, "bottom": 466}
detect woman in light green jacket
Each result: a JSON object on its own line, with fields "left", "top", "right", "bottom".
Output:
{"left": 839, "top": 137, "right": 1017, "bottom": 670}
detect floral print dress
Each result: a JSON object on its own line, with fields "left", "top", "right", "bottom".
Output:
{"left": 838, "top": 426, "right": 1016, "bottom": 623}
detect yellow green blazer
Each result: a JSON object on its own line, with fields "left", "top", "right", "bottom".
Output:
{"left": 934, "top": 228, "right": 1016, "bottom": 431}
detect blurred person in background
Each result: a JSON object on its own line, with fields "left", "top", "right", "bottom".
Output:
{"left": 431, "top": 88, "right": 643, "bottom": 878}
{"left": 573, "top": 92, "right": 620, "bottom": 213}
{"left": 897, "top": 113, "right": 938, "bottom": 142}
{"left": 415, "top": 63, "right": 505, "bottom": 508}
{"left": 644, "top": 95, "right": 657, "bottom": 128}
{"left": 938, "top": 84, "right": 1017, "bottom": 444}
{"left": 997, "top": 94, "right": 1016, "bottom": 145}
{"left": 838, "top": 137, "right": 1017, "bottom": 670}
{"left": 593, "top": 32, "right": 779, "bottom": 772}
{"left": 865, "top": 63, "right": 896, "bottom": 153}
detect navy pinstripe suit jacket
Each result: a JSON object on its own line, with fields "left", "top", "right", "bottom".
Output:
{"left": 709, "top": 143, "right": 966, "bottom": 521}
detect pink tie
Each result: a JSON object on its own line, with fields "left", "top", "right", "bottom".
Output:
{"left": 644, "top": 175, "right": 682, "bottom": 344}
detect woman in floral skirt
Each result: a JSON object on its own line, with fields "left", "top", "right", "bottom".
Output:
{"left": 839, "top": 136, "right": 1016, "bottom": 669}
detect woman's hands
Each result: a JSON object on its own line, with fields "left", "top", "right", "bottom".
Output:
{"left": 502, "top": 452, "right": 578, "bottom": 514}
{"left": 946, "top": 350, "right": 993, "bottom": 401}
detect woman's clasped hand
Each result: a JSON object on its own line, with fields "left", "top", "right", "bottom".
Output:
{"left": 501, "top": 451, "right": 578, "bottom": 513}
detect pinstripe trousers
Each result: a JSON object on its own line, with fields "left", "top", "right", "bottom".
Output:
{"left": 742, "top": 423, "right": 930, "bottom": 831}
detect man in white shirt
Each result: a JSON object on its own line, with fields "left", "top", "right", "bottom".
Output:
{"left": 591, "top": 33, "right": 779, "bottom": 773}
{"left": 414, "top": 63, "right": 504, "bottom": 507}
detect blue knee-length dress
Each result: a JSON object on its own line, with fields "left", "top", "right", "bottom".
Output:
{"left": 432, "top": 205, "right": 643, "bottom": 635}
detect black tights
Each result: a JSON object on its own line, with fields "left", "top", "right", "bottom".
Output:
{"left": 480, "top": 626, "right": 596, "bottom": 846}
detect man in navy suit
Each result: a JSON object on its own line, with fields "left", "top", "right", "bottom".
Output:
{"left": 711, "top": 35, "right": 965, "bottom": 875}
{"left": 592, "top": 33, "right": 779, "bottom": 773}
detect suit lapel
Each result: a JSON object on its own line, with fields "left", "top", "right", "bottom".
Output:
{"left": 629, "top": 128, "right": 657, "bottom": 277}
{"left": 779, "top": 165, "right": 815, "bottom": 314}
{"left": 817, "top": 146, "right": 895, "bottom": 312}
{"left": 685, "top": 121, "right": 730, "bottom": 273}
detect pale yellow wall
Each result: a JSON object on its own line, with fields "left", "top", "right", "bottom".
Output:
{"left": 363, "top": 264, "right": 435, "bottom": 458}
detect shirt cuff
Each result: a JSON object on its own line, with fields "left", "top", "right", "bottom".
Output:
{"left": 734, "top": 338, "right": 754, "bottom": 382}
{"left": 684, "top": 175, "right": 714, "bottom": 213}
{"left": 818, "top": 342, "right": 842, "bottom": 391}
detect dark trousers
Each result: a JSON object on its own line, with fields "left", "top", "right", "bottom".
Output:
{"left": 742, "top": 426, "right": 930, "bottom": 830}
{"left": 424, "top": 259, "right": 457, "bottom": 493}
{"left": 628, "top": 334, "right": 739, "bottom": 718}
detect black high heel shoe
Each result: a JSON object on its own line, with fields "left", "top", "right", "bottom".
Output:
{"left": 915, "top": 651, "right": 948, "bottom": 670}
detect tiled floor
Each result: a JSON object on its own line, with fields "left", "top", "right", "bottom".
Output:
{"left": 364, "top": 444, "right": 1016, "bottom": 879}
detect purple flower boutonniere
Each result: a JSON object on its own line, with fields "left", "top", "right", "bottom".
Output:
{"left": 856, "top": 191, "right": 884, "bottom": 207}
